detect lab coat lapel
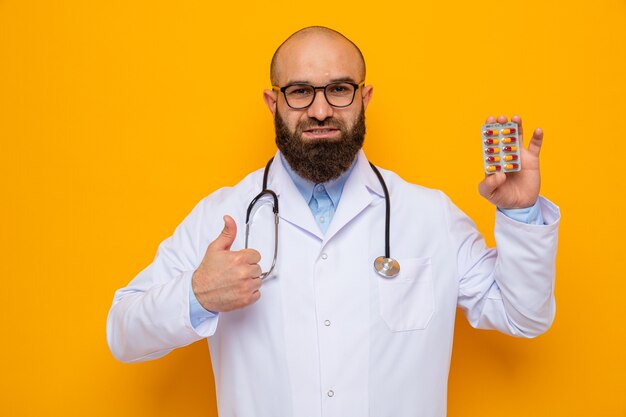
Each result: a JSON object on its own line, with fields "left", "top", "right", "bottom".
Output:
{"left": 266, "top": 152, "right": 324, "bottom": 240}
{"left": 322, "top": 150, "right": 385, "bottom": 245}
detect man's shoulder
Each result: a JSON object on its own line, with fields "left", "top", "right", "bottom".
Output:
{"left": 376, "top": 166, "right": 445, "bottom": 201}
{"left": 197, "top": 167, "right": 265, "bottom": 207}
{"left": 368, "top": 166, "right": 458, "bottom": 229}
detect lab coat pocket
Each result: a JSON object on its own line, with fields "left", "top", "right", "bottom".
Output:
{"left": 378, "top": 257, "right": 435, "bottom": 332}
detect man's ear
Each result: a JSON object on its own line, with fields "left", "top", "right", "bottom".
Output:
{"left": 263, "top": 89, "right": 278, "bottom": 116}
{"left": 362, "top": 85, "right": 373, "bottom": 110}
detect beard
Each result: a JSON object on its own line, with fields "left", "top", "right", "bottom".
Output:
{"left": 274, "top": 109, "right": 366, "bottom": 183}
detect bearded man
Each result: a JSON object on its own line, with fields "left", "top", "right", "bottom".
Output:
{"left": 107, "top": 26, "right": 560, "bottom": 417}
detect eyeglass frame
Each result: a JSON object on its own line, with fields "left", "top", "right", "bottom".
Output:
{"left": 272, "top": 81, "right": 364, "bottom": 109}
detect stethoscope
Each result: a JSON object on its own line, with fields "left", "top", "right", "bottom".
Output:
{"left": 245, "top": 157, "right": 400, "bottom": 280}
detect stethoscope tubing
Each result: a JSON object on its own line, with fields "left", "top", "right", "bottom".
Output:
{"left": 245, "top": 157, "right": 400, "bottom": 279}
{"left": 368, "top": 162, "right": 391, "bottom": 260}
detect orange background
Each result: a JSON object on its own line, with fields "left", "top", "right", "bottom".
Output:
{"left": 1, "top": 1, "right": 625, "bottom": 416}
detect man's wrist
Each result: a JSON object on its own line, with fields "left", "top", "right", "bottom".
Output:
{"left": 189, "top": 275, "right": 218, "bottom": 328}
{"left": 498, "top": 199, "right": 544, "bottom": 225}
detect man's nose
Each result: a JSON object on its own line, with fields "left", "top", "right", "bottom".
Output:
{"left": 307, "top": 89, "right": 334, "bottom": 121}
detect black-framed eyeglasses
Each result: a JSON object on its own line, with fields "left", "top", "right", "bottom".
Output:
{"left": 272, "top": 82, "right": 363, "bottom": 109}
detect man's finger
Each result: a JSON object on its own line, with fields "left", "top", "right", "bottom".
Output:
{"left": 511, "top": 114, "right": 523, "bottom": 132}
{"left": 527, "top": 128, "right": 544, "bottom": 157}
{"left": 485, "top": 115, "right": 496, "bottom": 124}
{"left": 511, "top": 115, "right": 524, "bottom": 148}
{"left": 207, "top": 215, "right": 238, "bottom": 252}
{"left": 248, "top": 264, "right": 263, "bottom": 279}
{"left": 238, "top": 248, "right": 262, "bottom": 264}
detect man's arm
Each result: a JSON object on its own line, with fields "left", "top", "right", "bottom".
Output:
{"left": 453, "top": 114, "right": 559, "bottom": 337}
{"left": 106, "top": 199, "right": 211, "bottom": 363}
{"left": 106, "top": 195, "right": 262, "bottom": 363}
{"left": 450, "top": 195, "right": 560, "bottom": 337}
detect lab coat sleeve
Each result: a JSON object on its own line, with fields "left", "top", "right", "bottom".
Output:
{"left": 451, "top": 195, "right": 560, "bottom": 338}
{"left": 106, "top": 196, "right": 220, "bottom": 363}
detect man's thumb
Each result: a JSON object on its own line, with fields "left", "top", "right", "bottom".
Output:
{"left": 478, "top": 172, "right": 506, "bottom": 199}
{"left": 207, "top": 215, "right": 237, "bottom": 252}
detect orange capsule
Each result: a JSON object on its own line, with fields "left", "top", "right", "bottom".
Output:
{"left": 502, "top": 137, "right": 517, "bottom": 144}
{"left": 486, "top": 165, "right": 502, "bottom": 172}
{"left": 503, "top": 146, "right": 517, "bottom": 152}
{"left": 484, "top": 138, "right": 499, "bottom": 145}
{"left": 486, "top": 156, "right": 501, "bottom": 163}
{"left": 486, "top": 147, "right": 500, "bottom": 154}
{"left": 500, "top": 128, "right": 516, "bottom": 134}
{"left": 503, "top": 154, "right": 518, "bottom": 161}
{"left": 483, "top": 129, "right": 499, "bottom": 136}
{"left": 504, "top": 163, "right": 519, "bottom": 170}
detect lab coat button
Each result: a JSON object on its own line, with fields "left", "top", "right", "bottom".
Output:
{"left": 327, "top": 390, "right": 334, "bottom": 397}
{"left": 324, "top": 320, "right": 331, "bottom": 326}
{"left": 321, "top": 253, "right": 328, "bottom": 260}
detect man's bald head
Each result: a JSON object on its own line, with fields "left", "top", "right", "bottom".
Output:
{"left": 270, "top": 26, "right": 366, "bottom": 86}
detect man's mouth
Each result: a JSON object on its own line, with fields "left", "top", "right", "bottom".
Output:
{"left": 301, "top": 127, "right": 341, "bottom": 139}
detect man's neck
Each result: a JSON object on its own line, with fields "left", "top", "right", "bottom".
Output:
{"left": 279, "top": 152, "right": 357, "bottom": 206}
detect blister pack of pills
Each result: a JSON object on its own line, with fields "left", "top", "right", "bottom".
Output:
{"left": 482, "top": 122, "right": 521, "bottom": 174}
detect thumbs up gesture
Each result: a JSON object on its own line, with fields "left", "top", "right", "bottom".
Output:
{"left": 191, "top": 215, "right": 262, "bottom": 312}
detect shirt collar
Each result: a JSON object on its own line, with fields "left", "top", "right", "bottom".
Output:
{"left": 279, "top": 152, "right": 357, "bottom": 208}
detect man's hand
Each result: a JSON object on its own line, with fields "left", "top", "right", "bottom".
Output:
{"left": 478, "top": 114, "right": 543, "bottom": 209}
{"left": 191, "top": 215, "right": 262, "bottom": 312}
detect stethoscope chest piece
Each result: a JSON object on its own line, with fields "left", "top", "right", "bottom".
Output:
{"left": 374, "top": 256, "right": 400, "bottom": 278}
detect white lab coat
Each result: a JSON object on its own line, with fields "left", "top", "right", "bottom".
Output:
{"left": 107, "top": 150, "right": 560, "bottom": 417}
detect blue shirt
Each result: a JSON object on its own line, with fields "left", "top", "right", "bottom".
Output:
{"left": 189, "top": 156, "right": 545, "bottom": 326}
{"left": 279, "top": 153, "right": 356, "bottom": 234}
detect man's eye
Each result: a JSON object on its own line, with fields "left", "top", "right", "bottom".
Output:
{"left": 287, "top": 87, "right": 312, "bottom": 96}
{"left": 328, "top": 84, "right": 352, "bottom": 95}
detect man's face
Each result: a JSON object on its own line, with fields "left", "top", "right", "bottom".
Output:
{"left": 263, "top": 32, "right": 373, "bottom": 183}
